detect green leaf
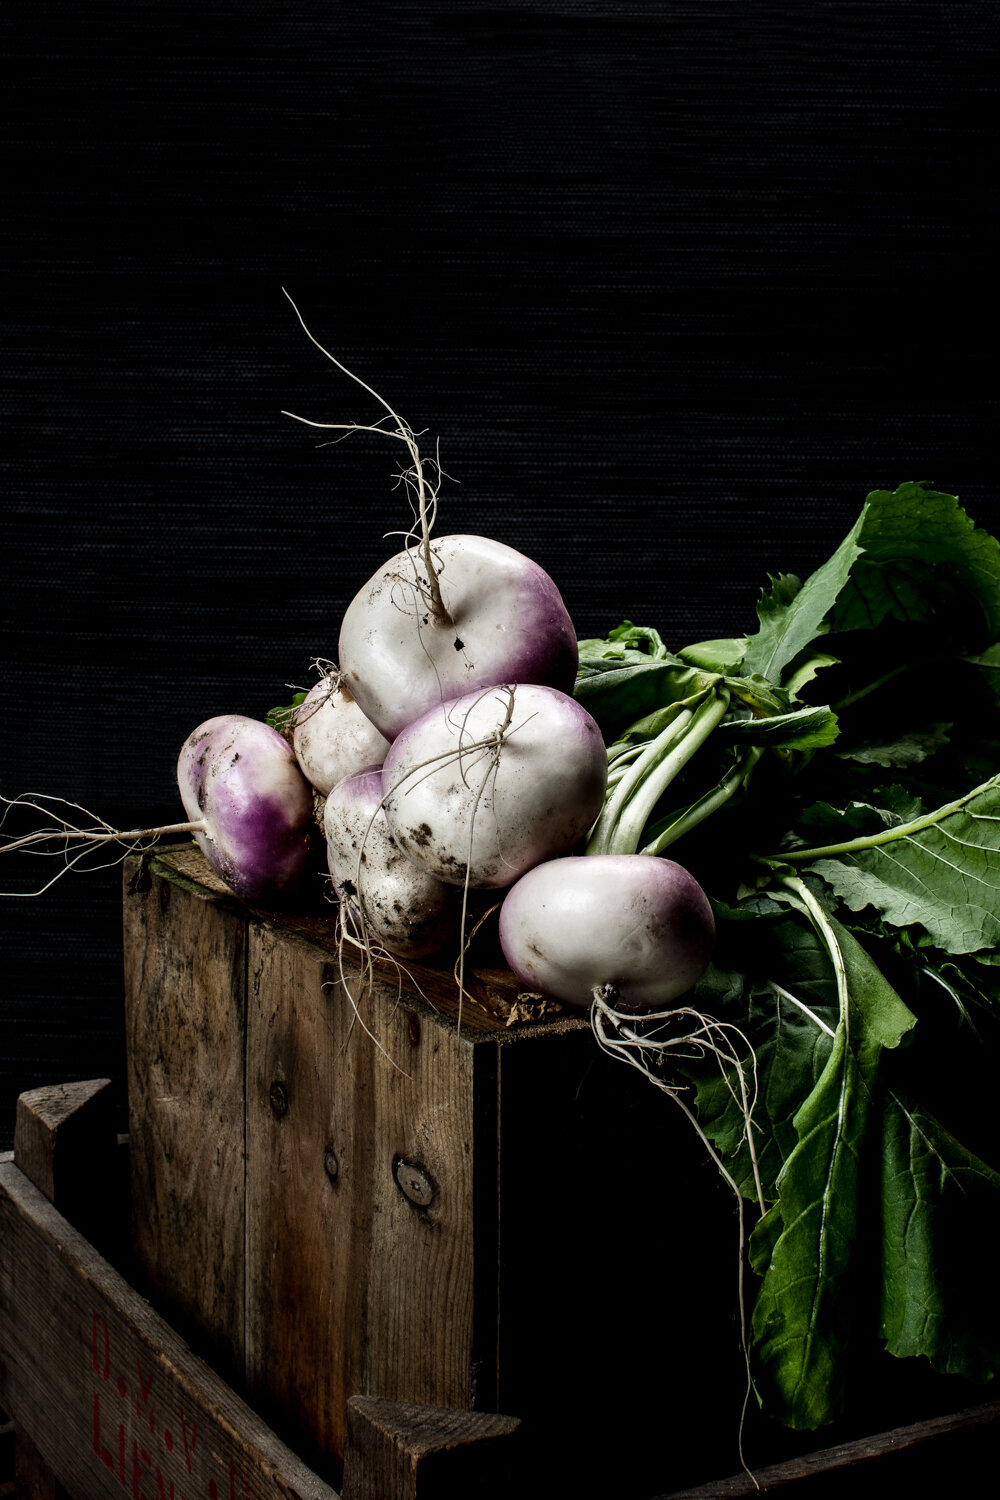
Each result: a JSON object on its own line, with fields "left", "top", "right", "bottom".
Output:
{"left": 880, "top": 1092, "right": 1000, "bottom": 1383}
{"left": 793, "top": 772, "right": 1000, "bottom": 956}
{"left": 741, "top": 486, "right": 1000, "bottom": 693}
{"left": 677, "top": 636, "right": 749, "bottom": 674}
{"left": 605, "top": 620, "right": 671, "bottom": 658}
{"left": 722, "top": 703, "right": 840, "bottom": 750}
{"left": 265, "top": 691, "right": 308, "bottom": 732}
{"left": 689, "top": 916, "right": 841, "bottom": 1203}
{"left": 783, "top": 651, "right": 840, "bottom": 698}
{"left": 834, "top": 722, "right": 951, "bottom": 769}
{"left": 749, "top": 911, "right": 915, "bottom": 1428}
{"left": 574, "top": 633, "right": 693, "bottom": 731}
{"left": 828, "top": 483, "right": 1000, "bottom": 646}
{"left": 741, "top": 511, "right": 867, "bottom": 686}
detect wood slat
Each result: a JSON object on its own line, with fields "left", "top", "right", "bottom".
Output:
{"left": 242, "top": 923, "right": 488, "bottom": 1477}
{"left": 13, "top": 1081, "right": 114, "bottom": 1211}
{"left": 0, "top": 1159, "right": 338, "bottom": 1500}
{"left": 340, "top": 1396, "right": 520, "bottom": 1500}
{"left": 659, "top": 1398, "right": 1000, "bottom": 1497}
{"left": 124, "top": 846, "right": 589, "bottom": 1480}
{"left": 122, "top": 853, "right": 248, "bottom": 1374}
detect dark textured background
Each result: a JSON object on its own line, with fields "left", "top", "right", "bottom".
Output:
{"left": 3, "top": 2, "right": 997, "bottom": 1157}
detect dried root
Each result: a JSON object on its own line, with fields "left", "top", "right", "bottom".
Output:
{"left": 591, "top": 989, "right": 763, "bottom": 1485}
{"left": 0, "top": 793, "right": 204, "bottom": 897}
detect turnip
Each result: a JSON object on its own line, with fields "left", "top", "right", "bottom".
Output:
{"left": 337, "top": 534, "right": 579, "bottom": 741}
{"left": 2, "top": 714, "right": 316, "bottom": 903}
{"left": 497, "top": 848, "right": 762, "bottom": 1468}
{"left": 496, "top": 854, "right": 759, "bottom": 1204}
{"left": 497, "top": 854, "right": 716, "bottom": 1010}
{"left": 380, "top": 683, "right": 607, "bottom": 890}
{"left": 281, "top": 291, "right": 579, "bottom": 740}
{"left": 290, "top": 671, "right": 391, "bottom": 796}
{"left": 176, "top": 715, "right": 315, "bottom": 900}
{"left": 324, "top": 765, "right": 463, "bottom": 959}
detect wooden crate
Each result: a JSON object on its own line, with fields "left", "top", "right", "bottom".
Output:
{"left": 120, "top": 845, "right": 741, "bottom": 1496}
{"left": 115, "top": 846, "right": 1000, "bottom": 1497}
{"left": 2, "top": 1083, "right": 1000, "bottom": 1498}
{"left": 6, "top": 845, "right": 999, "bottom": 1499}
{"left": 0, "top": 1082, "right": 522, "bottom": 1500}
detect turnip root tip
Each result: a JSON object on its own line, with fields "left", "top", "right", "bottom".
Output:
{"left": 281, "top": 292, "right": 578, "bottom": 741}
{"left": 0, "top": 793, "right": 206, "bottom": 897}
{"left": 281, "top": 287, "right": 451, "bottom": 628}
{"left": 590, "top": 987, "right": 763, "bottom": 1481}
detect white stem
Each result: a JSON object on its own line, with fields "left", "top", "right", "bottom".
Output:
{"left": 768, "top": 982, "right": 837, "bottom": 1038}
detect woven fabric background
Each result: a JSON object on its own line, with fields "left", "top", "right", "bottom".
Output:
{"left": 2, "top": 1, "right": 997, "bottom": 1146}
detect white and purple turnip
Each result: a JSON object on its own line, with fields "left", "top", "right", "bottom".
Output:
{"left": 324, "top": 765, "right": 463, "bottom": 959}
{"left": 380, "top": 683, "right": 607, "bottom": 890}
{"left": 338, "top": 534, "right": 579, "bottom": 740}
{"left": 498, "top": 853, "right": 716, "bottom": 1010}
{"left": 290, "top": 675, "right": 390, "bottom": 796}
{"left": 177, "top": 715, "right": 315, "bottom": 900}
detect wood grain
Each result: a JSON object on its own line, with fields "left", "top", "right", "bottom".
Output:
{"left": 659, "top": 1398, "right": 1000, "bottom": 1497}
{"left": 122, "top": 854, "right": 248, "bottom": 1374}
{"left": 13, "top": 1080, "right": 115, "bottom": 1246}
{"left": 125, "top": 846, "right": 594, "bottom": 1481}
{"left": 341, "top": 1397, "right": 520, "bottom": 1500}
{"left": 122, "top": 844, "right": 757, "bottom": 1492}
{"left": 0, "top": 1159, "right": 337, "bottom": 1500}
{"left": 243, "top": 921, "right": 485, "bottom": 1475}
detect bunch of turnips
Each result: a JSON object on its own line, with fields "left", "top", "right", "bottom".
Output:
{"left": 174, "top": 524, "right": 716, "bottom": 1013}
{"left": 164, "top": 293, "right": 718, "bottom": 1013}
{"left": 11, "top": 298, "right": 1000, "bottom": 1444}
{"left": 1, "top": 301, "right": 717, "bottom": 1017}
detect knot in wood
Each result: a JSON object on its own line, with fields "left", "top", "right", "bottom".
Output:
{"left": 324, "top": 1148, "right": 340, "bottom": 1183}
{"left": 269, "top": 1080, "right": 289, "bottom": 1119}
{"left": 394, "top": 1157, "right": 436, "bottom": 1208}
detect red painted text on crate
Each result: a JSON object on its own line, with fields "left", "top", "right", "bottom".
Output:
{"left": 90, "top": 1310, "right": 250, "bottom": 1500}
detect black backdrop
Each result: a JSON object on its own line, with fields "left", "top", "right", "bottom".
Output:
{"left": 3, "top": 2, "right": 997, "bottom": 1153}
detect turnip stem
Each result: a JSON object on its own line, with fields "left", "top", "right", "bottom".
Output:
{"left": 586, "top": 686, "right": 731, "bottom": 856}
{"left": 639, "top": 746, "right": 762, "bottom": 855}
{"left": 773, "top": 769, "right": 1000, "bottom": 862}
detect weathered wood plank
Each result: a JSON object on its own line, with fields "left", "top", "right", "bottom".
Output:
{"left": 156, "top": 843, "right": 565, "bottom": 1035}
{"left": 11, "top": 1430, "right": 68, "bottom": 1500}
{"left": 13, "top": 1080, "right": 118, "bottom": 1262}
{"left": 124, "top": 847, "right": 589, "bottom": 1477}
{"left": 340, "top": 1397, "right": 520, "bottom": 1500}
{"left": 658, "top": 1397, "right": 1000, "bottom": 1496}
{"left": 242, "top": 924, "right": 493, "bottom": 1477}
{"left": 13, "top": 1080, "right": 114, "bottom": 1207}
{"left": 0, "top": 1159, "right": 338, "bottom": 1500}
{"left": 12, "top": 1079, "right": 120, "bottom": 1499}
{"left": 122, "top": 853, "right": 248, "bottom": 1372}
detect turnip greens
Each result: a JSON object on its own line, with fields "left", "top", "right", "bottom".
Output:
{"left": 575, "top": 482, "right": 1000, "bottom": 1431}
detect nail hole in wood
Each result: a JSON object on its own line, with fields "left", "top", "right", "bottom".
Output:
{"left": 394, "top": 1156, "right": 435, "bottom": 1208}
